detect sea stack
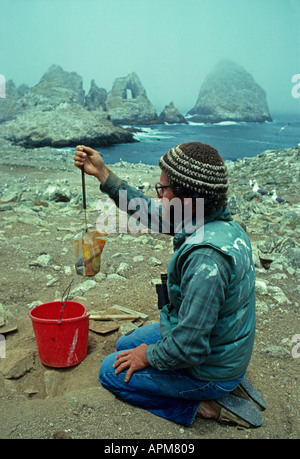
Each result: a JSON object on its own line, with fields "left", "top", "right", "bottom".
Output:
{"left": 158, "top": 101, "right": 188, "bottom": 124}
{"left": 105, "top": 72, "right": 159, "bottom": 125}
{"left": 188, "top": 59, "right": 272, "bottom": 123}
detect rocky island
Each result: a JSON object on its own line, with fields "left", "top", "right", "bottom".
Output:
{"left": 188, "top": 59, "right": 272, "bottom": 123}
{"left": 0, "top": 66, "right": 190, "bottom": 148}
{"left": 105, "top": 72, "right": 159, "bottom": 125}
{"left": 158, "top": 101, "right": 188, "bottom": 124}
{"left": 0, "top": 65, "right": 138, "bottom": 148}
{"left": 0, "top": 61, "right": 274, "bottom": 151}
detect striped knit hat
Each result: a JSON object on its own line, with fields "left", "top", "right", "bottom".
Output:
{"left": 159, "top": 142, "right": 228, "bottom": 198}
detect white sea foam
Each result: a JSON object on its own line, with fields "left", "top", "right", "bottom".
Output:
{"left": 187, "top": 121, "right": 205, "bottom": 126}
{"left": 187, "top": 120, "right": 243, "bottom": 126}
{"left": 213, "top": 121, "right": 244, "bottom": 126}
{"left": 132, "top": 127, "right": 174, "bottom": 142}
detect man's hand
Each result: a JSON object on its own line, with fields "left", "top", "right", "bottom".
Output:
{"left": 73, "top": 145, "right": 110, "bottom": 184}
{"left": 113, "top": 344, "right": 149, "bottom": 382}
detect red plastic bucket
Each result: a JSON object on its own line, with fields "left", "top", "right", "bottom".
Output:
{"left": 29, "top": 301, "right": 89, "bottom": 368}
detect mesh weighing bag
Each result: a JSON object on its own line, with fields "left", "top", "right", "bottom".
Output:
{"left": 74, "top": 230, "right": 107, "bottom": 276}
{"left": 74, "top": 164, "right": 107, "bottom": 276}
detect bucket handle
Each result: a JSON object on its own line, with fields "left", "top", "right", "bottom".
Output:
{"left": 57, "top": 279, "right": 74, "bottom": 325}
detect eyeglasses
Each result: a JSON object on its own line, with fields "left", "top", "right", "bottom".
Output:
{"left": 155, "top": 182, "right": 171, "bottom": 198}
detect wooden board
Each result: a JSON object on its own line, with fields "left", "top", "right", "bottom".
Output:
{"left": 88, "top": 306, "right": 146, "bottom": 335}
{"left": 111, "top": 305, "right": 149, "bottom": 319}
{"left": 89, "top": 314, "right": 140, "bottom": 321}
{"left": 89, "top": 321, "right": 120, "bottom": 335}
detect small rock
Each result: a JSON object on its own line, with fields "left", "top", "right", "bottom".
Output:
{"left": 256, "top": 300, "right": 269, "bottom": 314}
{"left": 46, "top": 277, "right": 58, "bottom": 287}
{"left": 94, "top": 271, "right": 106, "bottom": 282}
{"left": 283, "top": 247, "right": 300, "bottom": 270}
{"left": 0, "top": 204, "right": 13, "bottom": 211}
{"left": 0, "top": 188, "right": 23, "bottom": 203}
{"left": 106, "top": 274, "right": 127, "bottom": 282}
{"left": 118, "top": 234, "right": 135, "bottom": 243}
{"left": 1, "top": 349, "right": 35, "bottom": 379}
{"left": 133, "top": 255, "right": 144, "bottom": 262}
{"left": 28, "top": 300, "right": 42, "bottom": 309}
{"left": 116, "top": 262, "right": 131, "bottom": 277}
{"left": 255, "top": 280, "right": 268, "bottom": 295}
{"left": 137, "top": 235, "right": 153, "bottom": 245}
{"left": 111, "top": 252, "right": 123, "bottom": 259}
{"left": 269, "top": 273, "right": 288, "bottom": 280}
{"left": 264, "top": 345, "right": 290, "bottom": 359}
{"left": 150, "top": 257, "right": 162, "bottom": 266}
{"left": 42, "top": 185, "right": 72, "bottom": 203}
{"left": 24, "top": 388, "right": 39, "bottom": 397}
{"left": 29, "top": 254, "right": 53, "bottom": 267}
{"left": 53, "top": 430, "right": 72, "bottom": 439}
{"left": 118, "top": 322, "right": 138, "bottom": 337}
{"left": 52, "top": 265, "right": 61, "bottom": 272}
{"left": 268, "top": 286, "right": 291, "bottom": 304}
{"left": 71, "top": 280, "right": 97, "bottom": 296}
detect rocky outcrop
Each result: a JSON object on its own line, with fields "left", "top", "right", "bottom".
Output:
{"left": 105, "top": 72, "right": 159, "bottom": 125}
{"left": 0, "top": 65, "right": 136, "bottom": 148}
{"left": 0, "top": 65, "right": 85, "bottom": 123}
{"left": 225, "top": 146, "right": 300, "bottom": 279}
{"left": 158, "top": 101, "right": 188, "bottom": 124}
{"left": 0, "top": 80, "right": 29, "bottom": 122}
{"left": 21, "top": 64, "right": 86, "bottom": 110}
{"left": 0, "top": 105, "right": 135, "bottom": 148}
{"left": 85, "top": 80, "right": 107, "bottom": 111}
{"left": 188, "top": 59, "right": 272, "bottom": 123}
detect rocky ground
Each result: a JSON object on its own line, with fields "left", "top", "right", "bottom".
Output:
{"left": 0, "top": 142, "right": 299, "bottom": 440}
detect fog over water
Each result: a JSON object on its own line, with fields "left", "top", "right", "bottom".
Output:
{"left": 0, "top": 0, "right": 299, "bottom": 117}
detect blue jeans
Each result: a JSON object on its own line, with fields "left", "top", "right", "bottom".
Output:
{"left": 99, "top": 323, "right": 244, "bottom": 427}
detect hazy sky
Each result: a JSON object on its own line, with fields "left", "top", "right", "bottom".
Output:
{"left": 1, "top": 0, "right": 299, "bottom": 116}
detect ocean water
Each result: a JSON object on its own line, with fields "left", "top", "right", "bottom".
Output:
{"left": 99, "top": 115, "right": 300, "bottom": 165}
